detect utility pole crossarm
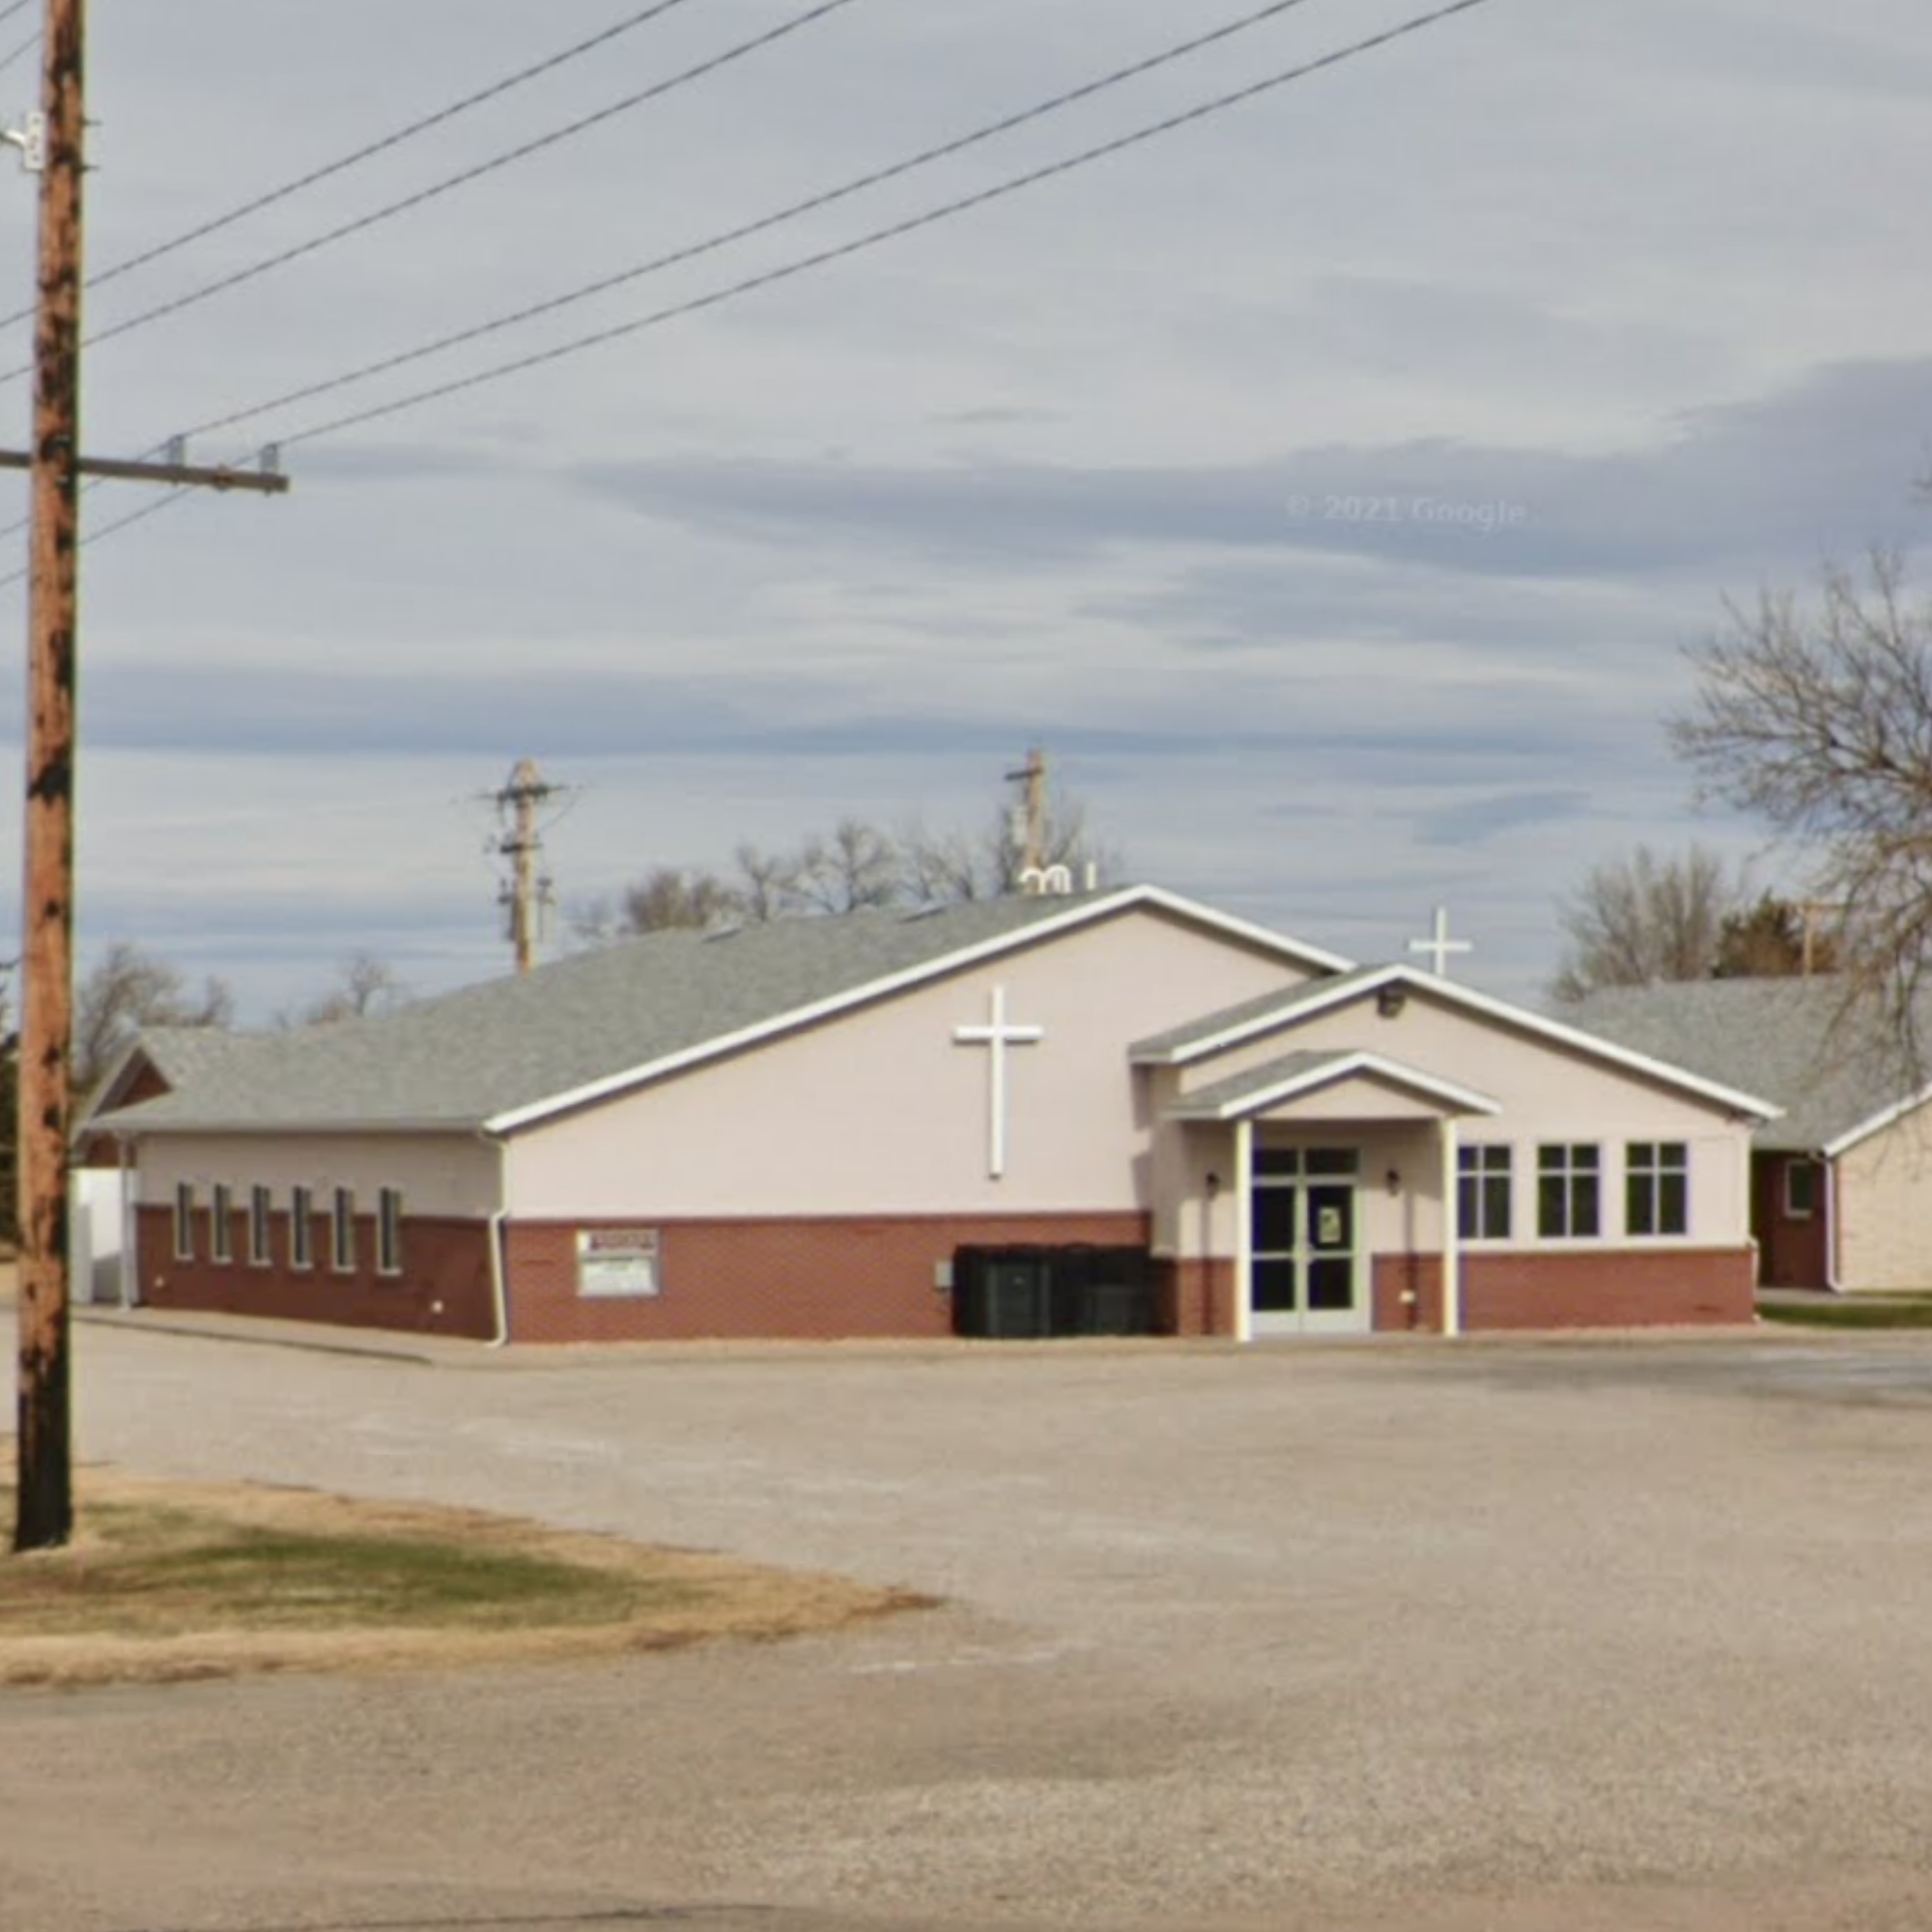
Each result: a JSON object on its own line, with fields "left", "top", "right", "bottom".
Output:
{"left": 0, "top": 447, "right": 289, "bottom": 493}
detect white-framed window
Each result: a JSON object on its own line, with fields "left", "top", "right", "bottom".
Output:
{"left": 289, "top": 1184, "right": 314, "bottom": 1270}
{"left": 1457, "top": 1144, "right": 1512, "bottom": 1239}
{"left": 248, "top": 1185, "right": 273, "bottom": 1266}
{"left": 1627, "top": 1141, "right": 1689, "bottom": 1236}
{"left": 1784, "top": 1159, "right": 1821, "bottom": 1220}
{"left": 210, "top": 1182, "right": 234, "bottom": 1264}
{"left": 173, "top": 1182, "right": 196, "bottom": 1262}
{"left": 1537, "top": 1144, "right": 1600, "bottom": 1239}
{"left": 377, "top": 1187, "right": 404, "bottom": 1276}
{"left": 331, "top": 1186, "right": 356, "bottom": 1273}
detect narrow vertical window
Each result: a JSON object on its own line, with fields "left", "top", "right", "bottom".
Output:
{"left": 1784, "top": 1161, "right": 1820, "bottom": 1219}
{"left": 289, "top": 1184, "right": 314, "bottom": 1270}
{"left": 1627, "top": 1142, "right": 1689, "bottom": 1237}
{"left": 248, "top": 1185, "right": 272, "bottom": 1265}
{"left": 377, "top": 1187, "right": 404, "bottom": 1276}
{"left": 173, "top": 1182, "right": 196, "bottom": 1262}
{"left": 331, "top": 1186, "right": 356, "bottom": 1273}
{"left": 210, "top": 1183, "right": 234, "bottom": 1264}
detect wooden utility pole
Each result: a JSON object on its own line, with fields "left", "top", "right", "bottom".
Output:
{"left": 1008, "top": 746, "right": 1046, "bottom": 884}
{"left": 493, "top": 758, "right": 557, "bottom": 975}
{"left": 13, "top": 0, "right": 287, "bottom": 1553}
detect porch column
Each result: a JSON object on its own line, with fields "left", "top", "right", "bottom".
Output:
{"left": 1440, "top": 1115, "right": 1462, "bottom": 1338}
{"left": 1234, "top": 1117, "right": 1253, "bottom": 1344}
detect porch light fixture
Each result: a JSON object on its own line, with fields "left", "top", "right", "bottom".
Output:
{"left": 1377, "top": 985, "right": 1407, "bottom": 1018}
{"left": 1385, "top": 1168, "right": 1402, "bottom": 1196}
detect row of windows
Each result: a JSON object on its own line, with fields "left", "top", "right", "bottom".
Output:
{"left": 1458, "top": 1141, "right": 1689, "bottom": 1242}
{"left": 173, "top": 1182, "right": 404, "bottom": 1276}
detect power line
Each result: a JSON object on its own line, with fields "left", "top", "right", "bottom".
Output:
{"left": 18, "top": 0, "right": 1500, "bottom": 579}
{"left": 270, "top": 0, "right": 1502, "bottom": 453}
{"left": 175, "top": 0, "right": 1343, "bottom": 448}
{"left": 0, "top": 0, "right": 718, "bottom": 335}
{"left": 0, "top": 0, "right": 866, "bottom": 380}
{"left": 0, "top": 0, "right": 37, "bottom": 30}
{"left": 0, "top": 28, "right": 36, "bottom": 75}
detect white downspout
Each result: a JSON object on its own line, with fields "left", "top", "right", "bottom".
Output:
{"left": 1440, "top": 1116, "right": 1462, "bottom": 1338}
{"left": 1823, "top": 1152, "right": 1842, "bottom": 1293}
{"left": 117, "top": 1134, "right": 139, "bottom": 1308}
{"left": 1234, "top": 1118, "right": 1254, "bottom": 1344}
{"left": 478, "top": 1130, "right": 511, "bottom": 1348}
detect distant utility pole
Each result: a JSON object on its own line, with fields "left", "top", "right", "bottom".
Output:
{"left": 11, "top": 0, "right": 288, "bottom": 1554}
{"left": 491, "top": 758, "right": 563, "bottom": 975}
{"left": 1008, "top": 746, "right": 1047, "bottom": 885}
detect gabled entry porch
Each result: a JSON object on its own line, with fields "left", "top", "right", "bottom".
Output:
{"left": 1161, "top": 1048, "right": 1500, "bottom": 1341}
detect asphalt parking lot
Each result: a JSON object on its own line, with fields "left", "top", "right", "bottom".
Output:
{"left": 9, "top": 1320, "right": 1932, "bottom": 1931}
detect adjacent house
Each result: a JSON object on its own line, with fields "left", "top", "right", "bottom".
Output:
{"left": 1568, "top": 976, "right": 1930, "bottom": 1292}
{"left": 82, "top": 885, "right": 1778, "bottom": 1343}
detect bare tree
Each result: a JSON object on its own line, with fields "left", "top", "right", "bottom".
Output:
{"left": 286, "top": 952, "right": 408, "bottom": 1027}
{"left": 790, "top": 818, "right": 901, "bottom": 915}
{"left": 1550, "top": 845, "right": 1743, "bottom": 1001}
{"left": 1713, "top": 894, "right": 1840, "bottom": 980}
{"left": 579, "top": 761, "right": 1121, "bottom": 945}
{"left": 731, "top": 842, "right": 797, "bottom": 923}
{"left": 1670, "top": 552, "right": 1932, "bottom": 1036}
{"left": 74, "top": 941, "right": 234, "bottom": 1095}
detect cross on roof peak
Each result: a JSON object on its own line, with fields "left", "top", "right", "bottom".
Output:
{"left": 1406, "top": 906, "right": 1473, "bottom": 979}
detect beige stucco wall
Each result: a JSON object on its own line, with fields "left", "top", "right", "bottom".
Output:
{"left": 1835, "top": 1115, "right": 1932, "bottom": 1291}
{"left": 131, "top": 1132, "right": 500, "bottom": 1220}
{"left": 508, "top": 906, "right": 1318, "bottom": 1220}
{"left": 1168, "top": 986, "right": 1754, "bottom": 1250}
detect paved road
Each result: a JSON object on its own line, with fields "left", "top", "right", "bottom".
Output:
{"left": 8, "top": 1321, "right": 1932, "bottom": 1931}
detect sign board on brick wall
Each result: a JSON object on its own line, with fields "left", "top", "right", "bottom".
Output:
{"left": 576, "top": 1227, "right": 662, "bottom": 1298}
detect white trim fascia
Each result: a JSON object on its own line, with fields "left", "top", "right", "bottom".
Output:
{"left": 1130, "top": 968, "right": 1386, "bottom": 1066}
{"left": 1148, "top": 964, "right": 1783, "bottom": 1123}
{"left": 1167, "top": 1050, "right": 1502, "bottom": 1123}
{"left": 1821, "top": 1080, "right": 1932, "bottom": 1159}
{"left": 486, "top": 885, "right": 1353, "bottom": 1135}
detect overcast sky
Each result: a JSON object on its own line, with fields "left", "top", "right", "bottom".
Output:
{"left": 1, "top": 0, "right": 1928, "bottom": 1017}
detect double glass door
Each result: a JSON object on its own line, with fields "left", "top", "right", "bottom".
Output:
{"left": 1249, "top": 1146, "right": 1366, "bottom": 1336}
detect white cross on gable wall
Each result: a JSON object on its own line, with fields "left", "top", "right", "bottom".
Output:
{"left": 952, "top": 984, "right": 1044, "bottom": 1179}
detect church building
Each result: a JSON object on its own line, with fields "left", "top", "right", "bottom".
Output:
{"left": 82, "top": 886, "right": 1776, "bottom": 1343}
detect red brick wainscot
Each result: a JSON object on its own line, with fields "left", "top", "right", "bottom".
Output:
{"left": 503, "top": 1211, "right": 1153, "bottom": 1343}
{"left": 133, "top": 1207, "right": 496, "bottom": 1338}
{"left": 1366, "top": 1246, "right": 1756, "bottom": 1332}
{"left": 1160, "top": 1257, "right": 1236, "bottom": 1338}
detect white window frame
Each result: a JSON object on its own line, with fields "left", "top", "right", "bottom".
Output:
{"left": 210, "top": 1182, "right": 234, "bottom": 1264}
{"left": 173, "top": 1181, "right": 196, "bottom": 1262}
{"left": 1457, "top": 1144, "right": 1512, "bottom": 1240}
{"left": 289, "top": 1184, "right": 314, "bottom": 1270}
{"left": 377, "top": 1187, "right": 404, "bottom": 1277}
{"left": 1626, "top": 1141, "right": 1690, "bottom": 1237}
{"left": 331, "top": 1186, "right": 356, "bottom": 1274}
{"left": 247, "top": 1184, "right": 273, "bottom": 1266}
{"left": 1537, "top": 1143, "right": 1601, "bottom": 1240}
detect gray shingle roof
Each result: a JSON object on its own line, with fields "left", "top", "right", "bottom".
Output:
{"left": 1129, "top": 968, "right": 1381, "bottom": 1062}
{"left": 1561, "top": 978, "right": 1903, "bottom": 1151}
{"left": 94, "top": 888, "right": 1335, "bottom": 1138}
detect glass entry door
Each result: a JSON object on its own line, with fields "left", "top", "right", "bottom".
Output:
{"left": 1249, "top": 1146, "right": 1367, "bottom": 1336}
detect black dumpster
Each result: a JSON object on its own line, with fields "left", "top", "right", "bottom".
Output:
{"left": 952, "top": 1244, "right": 1154, "bottom": 1339}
